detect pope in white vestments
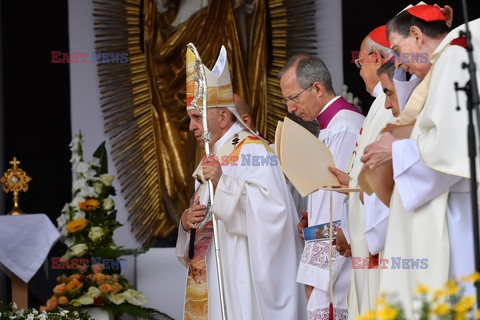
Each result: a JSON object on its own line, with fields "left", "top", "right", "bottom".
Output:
{"left": 176, "top": 45, "right": 302, "bottom": 320}
{"left": 361, "top": 6, "right": 480, "bottom": 317}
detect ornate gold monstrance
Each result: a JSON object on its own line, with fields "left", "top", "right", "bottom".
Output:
{"left": 0, "top": 157, "right": 32, "bottom": 215}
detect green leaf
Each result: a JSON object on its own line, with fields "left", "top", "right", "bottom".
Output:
{"left": 101, "top": 303, "right": 175, "bottom": 320}
{"left": 92, "top": 246, "right": 149, "bottom": 260}
{"left": 92, "top": 141, "right": 108, "bottom": 175}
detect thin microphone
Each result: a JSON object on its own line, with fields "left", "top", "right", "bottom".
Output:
{"left": 189, "top": 198, "right": 210, "bottom": 259}
{"left": 189, "top": 229, "right": 195, "bottom": 259}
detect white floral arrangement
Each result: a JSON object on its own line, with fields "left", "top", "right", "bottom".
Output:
{"left": 56, "top": 133, "right": 118, "bottom": 258}
{"left": 0, "top": 302, "right": 91, "bottom": 320}
{"left": 43, "top": 132, "right": 172, "bottom": 319}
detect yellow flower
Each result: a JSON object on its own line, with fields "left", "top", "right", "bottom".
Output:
{"left": 446, "top": 279, "right": 460, "bottom": 296}
{"left": 361, "top": 310, "right": 377, "bottom": 320}
{"left": 377, "top": 306, "right": 398, "bottom": 320}
{"left": 454, "top": 311, "right": 468, "bottom": 320}
{"left": 431, "top": 303, "right": 450, "bottom": 316}
{"left": 66, "top": 218, "right": 87, "bottom": 233}
{"left": 475, "top": 309, "right": 480, "bottom": 319}
{"left": 78, "top": 198, "right": 100, "bottom": 211}
{"left": 453, "top": 295, "right": 475, "bottom": 314}
{"left": 375, "top": 293, "right": 388, "bottom": 307}
{"left": 459, "top": 272, "right": 480, "bottom": 283}
{"left": 415, "top": 283, "right": 430, "bottom": 295}
{"left": 432, "top": 288, "right": 446, "bottom": 302}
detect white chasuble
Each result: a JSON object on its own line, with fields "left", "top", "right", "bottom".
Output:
{"left": 345, "top": 89, "right": 394, "bottom": 319}
{"left": 176, "top": 122, "right": 303, "bottom": 319}
{"left": 379, "top": 18, "right": 480, "bottom": 318}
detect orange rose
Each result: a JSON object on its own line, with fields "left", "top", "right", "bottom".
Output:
{"left": 92, "top": 263, "right": 103, "bottom": 274}
{"left": 99, "top": 283, "right": 111, "bottom": 293}
{"left": 66, "top": 278, "right": 83, "bottom": 292}
{"left": 111, "top": 282, "right": 122, "bottom": 294}
{"left": 58, "top": 296, "right": 69, "bottom": 305}
{"left": 46, "top": 297, "right": 58, "bottom": 311}
{"left": 53, "top": 283, "right": 66, "bottom": 295}
{"left": 67, "top": 273, "right": 85, "bottom": 282}
{"left": 78, "top": 198, "right": 100, "bottom": 211}
{"left": 39, "top": 306, "right": 47, "bottom": 313}
{"left": 94, "top": 273, "right": 106, "bottom": 285}
{"left": 66, "top": 218, "right": 88, "bottom": 233}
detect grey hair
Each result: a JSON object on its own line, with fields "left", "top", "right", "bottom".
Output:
{"left": 376, "top": 61, "right": 395, "bottom": 80}
{"left": 278, "top": 55, "right": 335, "bottom": 95}
{"left": 365, "top": 36, "right": 394, "bottom": 60}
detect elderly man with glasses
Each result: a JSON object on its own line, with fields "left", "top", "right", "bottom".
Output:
{"left": 279, "top": 54, "right": 364, "bottom": 319}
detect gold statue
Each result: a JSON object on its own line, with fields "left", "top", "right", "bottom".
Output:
{"left": 0, "top": 157, "right": 31, "bottom": 215}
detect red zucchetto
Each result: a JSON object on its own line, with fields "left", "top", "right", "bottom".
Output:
{"left": 368, "top": 25, "right": 390, "bottom": 48}
{"left": 407, "top": 4, "right": 446, "bottom": 22}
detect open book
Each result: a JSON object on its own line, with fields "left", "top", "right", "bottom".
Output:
{"left": 275, "top": 117, "right": 360, "bottom": 197}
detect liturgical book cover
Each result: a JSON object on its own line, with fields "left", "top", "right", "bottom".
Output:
{"left": 275, "top": 117, "right": 359, "bottom": 197}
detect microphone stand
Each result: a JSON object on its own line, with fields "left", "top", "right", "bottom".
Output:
{"left": 454, "top": 0, "right": 480, "bottom": 307}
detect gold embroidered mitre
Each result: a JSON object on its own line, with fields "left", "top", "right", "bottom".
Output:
{"left": 186, "top": 45, "right": 235, "bottom": 110}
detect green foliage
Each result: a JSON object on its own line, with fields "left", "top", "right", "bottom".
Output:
{"left": 102, "top": 303, "right": 175, "bottom": 320}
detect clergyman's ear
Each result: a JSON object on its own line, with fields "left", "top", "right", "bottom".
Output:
{"left": 241, "top": 114, "right": 252, "bottom": 128}
{"left": 410, "top": 25, "right": 423, "bottom": 43}
{"left": 219, "top": 108, "right": 232, "bottom": 128}
{"left": 312, "top": 81, "right": 324, "bottom": 97}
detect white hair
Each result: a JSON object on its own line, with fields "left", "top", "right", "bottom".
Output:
{"left": 365, "top": 37, "right": 394, "bottom": 60}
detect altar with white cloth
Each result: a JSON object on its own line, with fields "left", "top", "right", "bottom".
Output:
{"left": 0, "top": 214, "right": 60, "bottom": 309}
